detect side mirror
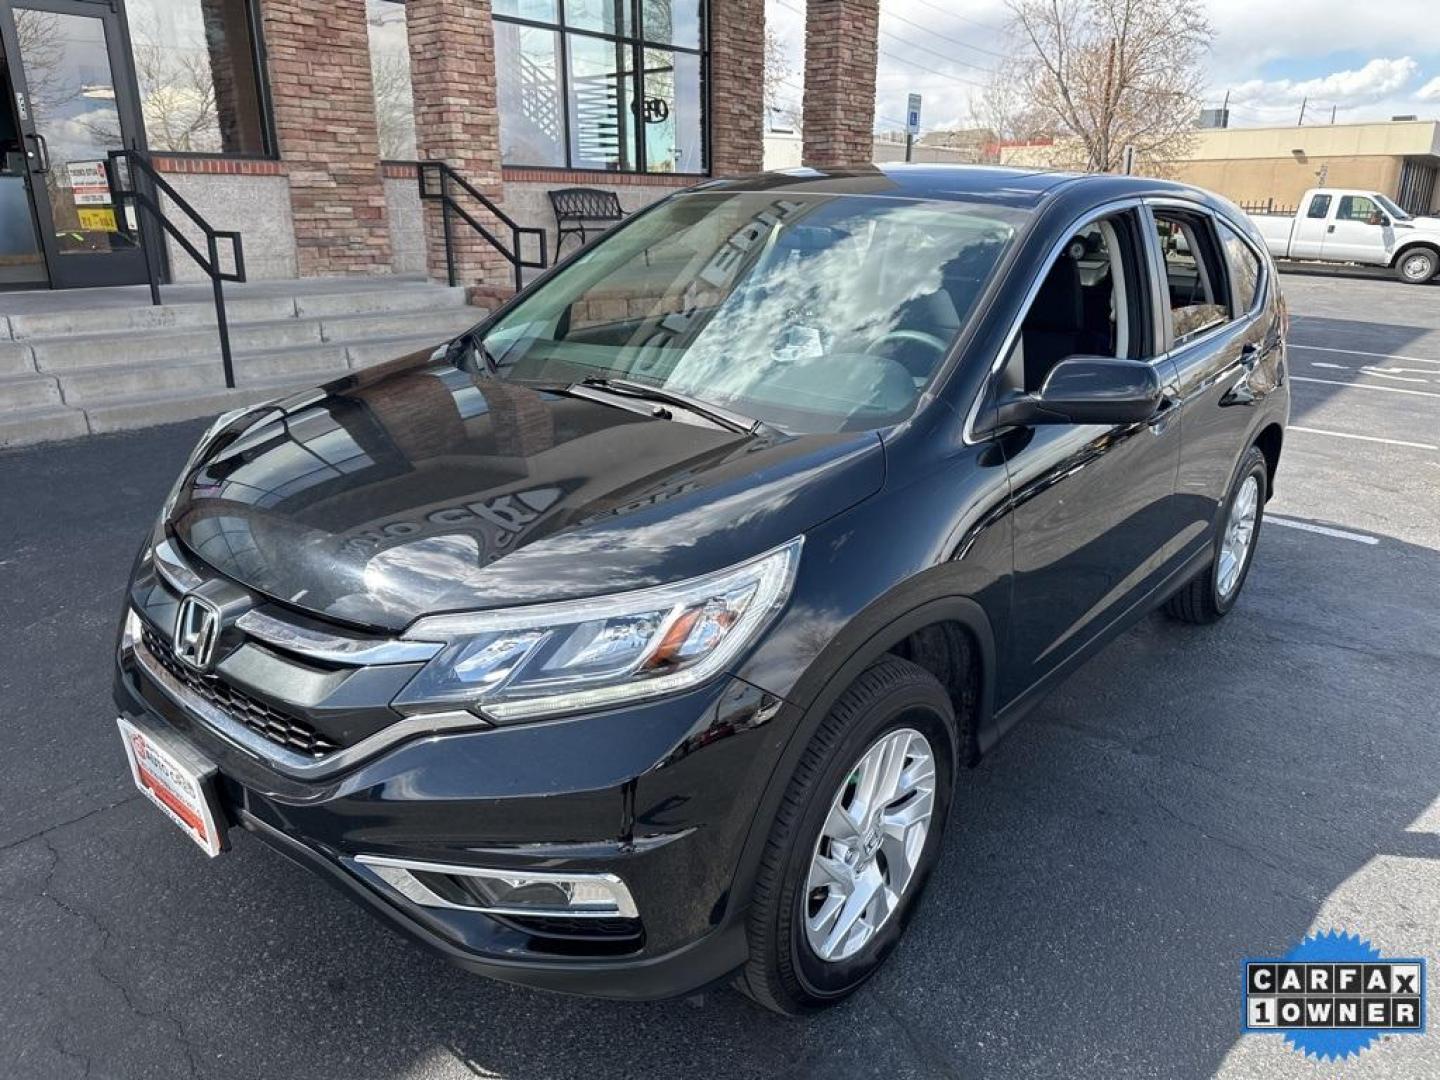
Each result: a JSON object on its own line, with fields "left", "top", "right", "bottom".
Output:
{"left": 995, "top": 356, "right": 1164, "bottom": 427}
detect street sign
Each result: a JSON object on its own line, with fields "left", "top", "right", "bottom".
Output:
{"left": 907, "top": 93, "right": 922, "bottom": 135}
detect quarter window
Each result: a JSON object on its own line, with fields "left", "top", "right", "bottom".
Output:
{"left": 494, "top": 1, "right": 708, "bottom": 174}
{"left": 1306, "top": 194, "right": 1331, "bottom": 219}
{"left": 1152, "top": 212, "right": 1230, "bottom": 345}
{"left": 1218, "top": 221, "right": 1262, "bottom": 315}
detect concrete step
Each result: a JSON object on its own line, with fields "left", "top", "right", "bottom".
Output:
{"left": 0, "top": 342, "right": 36, "bottom": 377}
{"left": 0, "top": 374, "right": 61, "bottom": 411}
{"left": 57, "top": 342, "right": 353, "bottom": 406}
{"left": 0, "top": 404, "right": 89, "bottom": 448}
{"left": 346, "top": 334, "right": 450, "bottom": 370}
{"left": 295, "top": 286, "right": 470, "bottom": 318}
{"left": 32, "top": 319, "right": 325, "bottom": 372}
{"left": 319, "top": 306, "right": 481, "bottom": 344}
{"left": 83, "top": 378, "right": 320, "bottom": 436}
{"left": 7, "top": 295, "right": 299, "bottom": 339}
{"left": 5, "top": 283, "right": 471, "bottom": 340}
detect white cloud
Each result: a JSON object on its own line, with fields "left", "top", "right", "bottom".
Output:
{"left": 1230, "top": 57, "right": 1420, "bottom": 106}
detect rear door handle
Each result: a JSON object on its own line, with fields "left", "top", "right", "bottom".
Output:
{"left": 1326, "top": 224, "right": 1336, "bottom": 233}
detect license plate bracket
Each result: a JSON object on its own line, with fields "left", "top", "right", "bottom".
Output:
{"left": 117, "top": 716, "right": 229, "bottom": 857}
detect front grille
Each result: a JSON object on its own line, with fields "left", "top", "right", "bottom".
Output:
{"left": 141, "top": 626, "right": 340, "bottom": 759}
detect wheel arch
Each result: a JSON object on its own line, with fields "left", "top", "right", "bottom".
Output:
{"left": 1252, "top": 421, "right": 1284, "bottom": 500}
{"left": 1390, "top": 240, "right": 1440, "bottom": 271}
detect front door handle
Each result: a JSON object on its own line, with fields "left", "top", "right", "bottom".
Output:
{"left": 24, "top": 133, "right": 49, "bottom": 174}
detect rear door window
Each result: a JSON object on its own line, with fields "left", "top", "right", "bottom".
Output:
{"left": 1151, "top": 210, "right": 1230, "bottom": 345}
{"left": 1306, "top": 194, "right": 1332, "bottom": 219}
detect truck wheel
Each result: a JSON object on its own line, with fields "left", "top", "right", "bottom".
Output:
{"left": 1165, "top": 447, "right": 1267, "bottom": 625}
{"left": 1396, "top": 247, "right": 1438, "bottom": 285}
{"left": 736, "top": 655, "right": 959, "bottom": 1015}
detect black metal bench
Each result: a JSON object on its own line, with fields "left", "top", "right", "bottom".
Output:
{"left": 548, "top": 187, "right": 625, "bottom": 255}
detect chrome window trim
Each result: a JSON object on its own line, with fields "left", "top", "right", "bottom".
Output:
{"left": 130, "top": 629, "right": 487, "bottom": 779}
{"left": 352, "top": 854, "right": 639, "bottom": 919}
{"left": 962, "top": 196, "right": 1152, "bottom": 445}
{"left": 236, "top": 609, "right": 443, "bottom": 666}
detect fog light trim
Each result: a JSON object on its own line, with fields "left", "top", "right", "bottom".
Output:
{"left": 354, "top": 854, "right": 638, "bottom": 919}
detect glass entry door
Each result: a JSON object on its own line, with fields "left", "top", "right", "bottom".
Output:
{"left": 0, "top": 0, "right": 149, "bottom": 288}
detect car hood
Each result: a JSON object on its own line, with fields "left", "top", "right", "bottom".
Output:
{"left": 169, "top": 351, "right": 885, "bottom": 632}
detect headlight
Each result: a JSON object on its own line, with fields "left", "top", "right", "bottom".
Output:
{"left": 395, "top": 537, "right": 803, "bottom": 722}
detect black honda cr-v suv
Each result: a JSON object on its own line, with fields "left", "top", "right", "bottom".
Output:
{"left": 114, "top": 165, "right": 1288, "bottom": 1014}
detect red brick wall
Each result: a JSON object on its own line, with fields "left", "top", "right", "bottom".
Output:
{"left": 709, "top": 0, "right": 766, "bottom": 175}
{"left": 259, "top": 0, "right": 393, "bottom": 276}
{"left": 802, "top": 0, "right": 879, "bottom": 169}
{"left": 406, "top": 0, "right": 509, "bottom": 287}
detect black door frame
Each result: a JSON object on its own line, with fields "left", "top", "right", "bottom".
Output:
{"left": 0, "top": 0, "right": 156, "bottom": 288}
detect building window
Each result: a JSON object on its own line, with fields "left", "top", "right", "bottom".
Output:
{"left": 125, "top": 0, "right": 270, "bottom": 156}
{"left": 365, "top": 0, "right": 417, "bottom": 160}
{"left": 493, "top": 0, "right": 707, "bottom": 174}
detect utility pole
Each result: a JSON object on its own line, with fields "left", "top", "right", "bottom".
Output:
{"left": 1221, "top": 89, "right": 1230, "bottom": 127}
{"left": 1330, "top": 104, "right": 1337, "bottom": 124}
{"left": 1298, "top": 97, "right": 1307, "bottom": 126}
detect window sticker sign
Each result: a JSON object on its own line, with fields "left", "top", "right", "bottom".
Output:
{"left": 65, "top": 160, "right": 113, "bottom": 206}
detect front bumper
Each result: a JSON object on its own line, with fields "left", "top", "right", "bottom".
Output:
{"left": 114, "top": 633, "right": 793, "bottom": 1000}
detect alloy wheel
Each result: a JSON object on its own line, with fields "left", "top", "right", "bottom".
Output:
{"left": 803, "top": 727, "right": 937, "bottom": 963}
{"left": 1217, "top": 474, "right": 1259, "bottom": 599}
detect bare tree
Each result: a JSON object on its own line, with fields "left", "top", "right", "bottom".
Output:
{"left": 1002, "top": 0, "right": 1212, "bottom": 173}
{"left": 371, "top": 49, "right": 417, "bottom": 160}
{"left": 764, "top": 28, "right": 801, "bottom": 132}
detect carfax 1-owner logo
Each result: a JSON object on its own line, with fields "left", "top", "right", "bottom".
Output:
{"left": 1243, "top": 930, "right": 1428, "bottom": 1061}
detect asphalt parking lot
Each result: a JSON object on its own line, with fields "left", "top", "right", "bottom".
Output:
{"left": 1, "top": 271, "right": 1437, "bottom": 1080}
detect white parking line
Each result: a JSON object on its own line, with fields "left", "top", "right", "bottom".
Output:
{"left": 1358, "top": 367, "right": 1431, "bottom": 383}
{"left": 1267, "top": 517, "right": 1380, "bottom": 545}
{"left": 1290, "top": 343, "right": 1440, "bottom": 365}
{"left": 1289, "top": 425, "right": 1440, "bottom": 450}
{"left": 1291, "top": 376, "right": 1440, "bottom": 399}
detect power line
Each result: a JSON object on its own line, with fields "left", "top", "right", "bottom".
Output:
{"left": 879, "top": 27, "right": 998, "bottom": 75}
{"left": 905, "top": 0, "right": 1008, "bottom": 34}
{"left": 881, "top": 8, "right": 1009, "bottom": 61}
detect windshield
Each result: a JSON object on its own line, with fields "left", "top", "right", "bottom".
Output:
{"left": 1374, "top": 193, "right": 1412, "bottom": 221}
{"left": 480, "top": 191, "right": 1025, "bottom": 433}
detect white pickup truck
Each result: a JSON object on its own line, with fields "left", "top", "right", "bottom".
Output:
{"left": 1248, "top": 188, "right": 1440, "bottom": 284}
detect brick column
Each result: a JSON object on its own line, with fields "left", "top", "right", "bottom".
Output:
{"left": 708, "top": 0, "right": 766, "bottom": 176}
{"left": 802, "top": 0, "right": 879, "bottom": 169}
{"left": 260, "top": 0, "right": 393, "bottom": 276}
{"left": 406, "top": 0, "right": 510, "bottom": 289}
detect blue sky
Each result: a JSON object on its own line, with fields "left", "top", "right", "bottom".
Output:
{"left": 764, "top": 0, "right": 1440, "bottom": 134}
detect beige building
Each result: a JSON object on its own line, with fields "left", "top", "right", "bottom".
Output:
{"left": 1172, "top": 121, "right": 1440, "bottom": 214}
{"left": 1000, "top": 120, "right": 1440, "bottom": 215}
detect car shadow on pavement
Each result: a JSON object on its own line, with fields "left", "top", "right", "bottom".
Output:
{"left": 3, "top": 427, "right": 1438, "bottom": 1080}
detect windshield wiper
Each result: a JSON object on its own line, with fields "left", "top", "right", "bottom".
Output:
{"left": 579, "top": 377, "right": 765, "bottom": 435}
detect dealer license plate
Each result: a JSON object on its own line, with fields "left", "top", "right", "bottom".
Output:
{"left": 117, "top": 717, "right": 228, "bottom": 857}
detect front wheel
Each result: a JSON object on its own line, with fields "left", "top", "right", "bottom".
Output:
{"left": 736, "top": 656, "right": 959, "bottom": 1015}
{"left": 1165, "top": 446, "right": 1267, "bottom": 624}
{"left": 1396, "top": 247, "right": 1438, "bottom": 285}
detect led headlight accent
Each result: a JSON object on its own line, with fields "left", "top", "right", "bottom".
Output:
{"left": 395, "top": 537, "right": 803, "bottom": 721}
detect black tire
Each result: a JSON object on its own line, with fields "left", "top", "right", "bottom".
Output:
{"left": 1165, "top": 446, "right": 1268, "bottom": 624}
{"left": 1395, "top": 246, "right": 1438, "bottom": 285}
{"left": 736, "top": 655, "right": 960, "bottom": 1015}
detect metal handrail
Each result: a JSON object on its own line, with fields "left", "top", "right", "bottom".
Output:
{"left": 106, "top": 149, "right": 247, "bottom": 388}
{"left": 414, "top": 160, "right": 547, "bottom": 291}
